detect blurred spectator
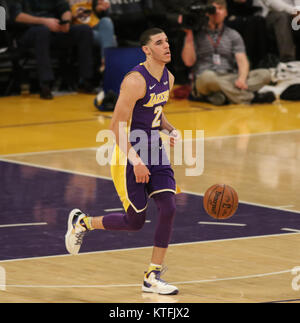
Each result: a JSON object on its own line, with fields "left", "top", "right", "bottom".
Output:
{"left": 181, "top": 0, "right": 274, "bottom": 105}
{"left": 225, "top": 0, "right": 268, "bottom": 68}
{"left": 68, "top": 0, "right": 117, "bottom": 72}
{"left": 259, "top": 0, "right": 300, "bottom": 62}
{"left": 0, "top": 0, "right": 8, "bottom": 45}
{"left": 259, "top": 61, "right": 300, "bottom": 100}
{"left": 9, "top": 0, "right": 95, "bottom": 99}
{"left": 144, "top": 0, "right": 199, "bottom": 84}
{"left": 0, "top": 0, "right": 8, "bottom": 23}
{"left": 108, "top": 0, "right": 150, "bottom": 46}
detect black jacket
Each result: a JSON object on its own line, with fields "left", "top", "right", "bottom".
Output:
{"left": 9, "top": 0, "right": 70, "bottom": 21}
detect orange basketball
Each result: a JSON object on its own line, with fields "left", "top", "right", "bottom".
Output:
{"left": 203, "top": 184, "right": 238, "bottom": 220}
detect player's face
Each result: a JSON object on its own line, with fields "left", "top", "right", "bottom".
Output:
{"left": 146, "top": 33, "right": 171, "bottom": 63}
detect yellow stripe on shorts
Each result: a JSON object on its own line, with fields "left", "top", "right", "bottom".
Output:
{"left": 110, "top": 144, "right": 131, "bottom": 212}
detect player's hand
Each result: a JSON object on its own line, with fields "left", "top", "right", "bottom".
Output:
{"left": 134, "top": 163, "right": 151, "bottom": 184}
{"left": 169, "top": 129, "right": 181, "bottom": 147}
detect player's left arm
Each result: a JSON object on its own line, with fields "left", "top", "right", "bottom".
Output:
{"left": 160, "top": 71, "right": 180, "bottom": 146}
{"left": 160, "top": 70, "right": 175, "bottom": 133}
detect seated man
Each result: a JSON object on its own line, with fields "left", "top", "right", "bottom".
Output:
{"left": 10, "top": 0, "right": 95, "bottom": 99}
{"left": 260, "top": 0, "right": 300, "bottom": 62}
{"left": 181, "top": 0, "right": 274, "bottom": 105}
{"left": 68, "top": 0, "right": 117, "bottom": 72}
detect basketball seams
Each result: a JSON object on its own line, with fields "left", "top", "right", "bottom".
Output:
{"left": 224, "top": 186, "right": 234, "bottom": 219}
{"left": 217, "top": 184, "right": 226, "bottom": 219}
{"left": 206, "top": 187, "right": 215, "bottom": 215}
{"left": 203, "top": 184, "right": 238, "bottom": 220}
{"left": 228, "top": 187, "right": 234, "bottom": 218}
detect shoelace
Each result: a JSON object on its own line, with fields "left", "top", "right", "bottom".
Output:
{"left": 72, "top": 212, "right": 88, "bottom": 246}
{"left": 151, "top": 265, "right": 169, "bottom": 285}
{"left": 75, "top": 230, "right": 86, "bottom": 246}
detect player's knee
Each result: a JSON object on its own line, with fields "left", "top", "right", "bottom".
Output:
{"left": 162, "top": 200, "right": 176, "bottom": 221}
{"left": 155, "top": 192, "right": 176, "bottom": 221}
{"left": 128, "top": 216, "right": 145, "bottom": 231}
{"left": 126, "top": 207, "right": 146, "bottom": 231}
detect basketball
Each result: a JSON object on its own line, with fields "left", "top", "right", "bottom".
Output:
{"left": 203, "top": 184, "right": 238, "bottom": 220}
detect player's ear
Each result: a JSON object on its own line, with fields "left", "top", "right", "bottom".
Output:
{"left": 142, "top": 45, "right": 151, "bottom": 56}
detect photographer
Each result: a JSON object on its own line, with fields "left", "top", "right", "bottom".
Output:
{"left": 145, "top": 0, "right": 202, "bottom": 84}
{"left": 181, "top": 0, "right": 274, "bottom": 105}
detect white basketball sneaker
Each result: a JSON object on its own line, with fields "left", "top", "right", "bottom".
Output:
{"left": 65, "top": 209, "right": 87, "bottom": 255}
{"left": 142, "top": 266, "right": 178, "bottom": 295}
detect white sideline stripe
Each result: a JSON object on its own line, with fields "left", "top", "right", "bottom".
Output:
{"left": 1, "top": 231, "right": 299, "bottom": 264}
{"left": 281, "top": 227, "right": 300, "bottom": 233}
{"left": 173, "top": 269, "right": 292, "bottom": 286}
{"left": 0, "top": 222, "right": 47, "bottom": 228}
{"left": 0, "top": 269, "right": 292, "bottom": 289}
{"left": 198, "top": 221, "right": 246, "bottom": 227}
{"left": 203, "top": 128, "right": 300, "bottom": 140}
{"left": 0, "top": 157, "right": 112, "bottom": 181}
{"left": 1, "top": 157, "right": 299, "bottom": 215}
{"left": 275, "top": 205, "right": 294, "bottom": 208}
{"left": 104, "top": 208, "right": 124, "bottom": 212}
{"left": 0, "top": 147, "right": 97, "bottom": 158}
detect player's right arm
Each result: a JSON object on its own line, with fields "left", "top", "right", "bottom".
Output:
{"left": 110, "top": 72, "right": 151, "bottom": 183}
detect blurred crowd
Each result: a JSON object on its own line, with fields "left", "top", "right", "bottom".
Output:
{"left": 1, "top": 0, "right": 300, "bottom": 103}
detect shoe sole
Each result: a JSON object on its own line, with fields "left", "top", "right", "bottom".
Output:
{"left": 142, "top": 285, "right": 179, "bottom": 295}
{"left": 65, "top": 208, "right": 82, "bottom": 255}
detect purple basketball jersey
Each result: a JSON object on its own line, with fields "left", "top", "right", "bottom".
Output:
{"left": 111, "top": 62, "right": 176, "bottom": 213}
{"left": 129, "top": 63, "right": 170, "bottom": 136}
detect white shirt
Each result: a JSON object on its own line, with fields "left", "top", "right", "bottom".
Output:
{"left": 257, "top": 0, "right": 300, "bottom": 15}
{"left": 253, "top": 0, "right": 269, "bottom": 17}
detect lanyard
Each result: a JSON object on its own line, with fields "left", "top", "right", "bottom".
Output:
{"left": 206, "top": 27, "right": 224, "bottom": 53}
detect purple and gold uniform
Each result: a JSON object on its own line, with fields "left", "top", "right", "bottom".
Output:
{"left": 111, "top": 63, "right": 177, "bottom": 213}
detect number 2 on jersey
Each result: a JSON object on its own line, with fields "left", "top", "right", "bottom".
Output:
{"left": 152, "top": 105, "right": 163, "bottom": 128}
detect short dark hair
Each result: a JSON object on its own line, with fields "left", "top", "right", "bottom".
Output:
{"left": 140, "top": 28, "right": 165, "bottom": 46}
{"left": 207, "top": 0, "right": 227, "bottom": 8}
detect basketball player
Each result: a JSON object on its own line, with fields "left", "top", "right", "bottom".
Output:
{"left": 65, "top": 28, "right": 180, "bottom": 295}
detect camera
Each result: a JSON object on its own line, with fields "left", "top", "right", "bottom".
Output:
{"left": 181, "top": 1, "right": 216, "bottom": 31}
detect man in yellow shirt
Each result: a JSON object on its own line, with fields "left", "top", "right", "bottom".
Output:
{"left": 69, "top": 0, "right": 117, "bottom": 71}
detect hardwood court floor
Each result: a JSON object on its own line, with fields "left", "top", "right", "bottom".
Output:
{"left": 0, "top": 93, "right": 300, "bottom": 303}
{"left": 1, "top": 234, "right": 300, "bottom": 303}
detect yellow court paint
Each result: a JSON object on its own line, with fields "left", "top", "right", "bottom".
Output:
{"left": 1, "top": 94, "right": 300, "bottom": 155}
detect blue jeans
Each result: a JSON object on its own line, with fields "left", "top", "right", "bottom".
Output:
{"left": 93, "top": 17, "right": 117, "bottom": 57}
